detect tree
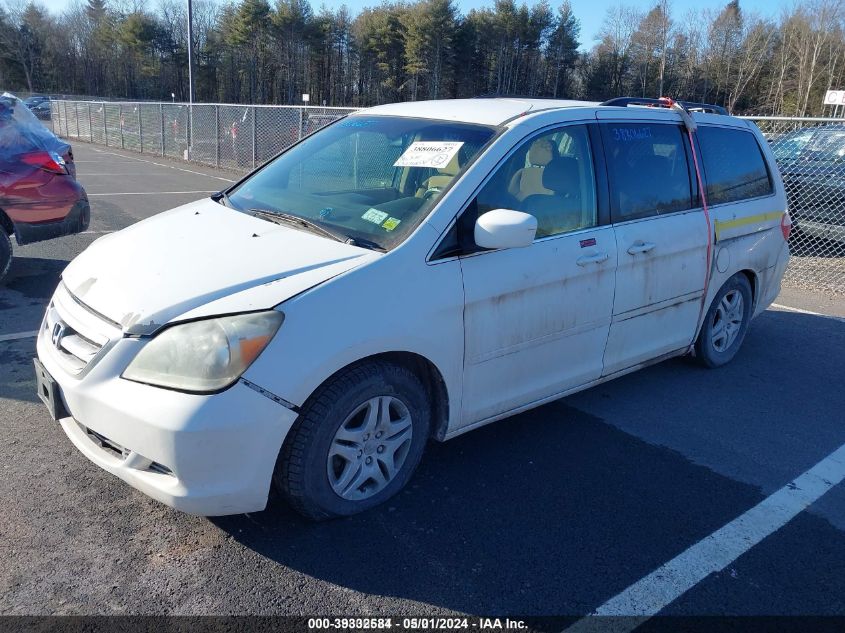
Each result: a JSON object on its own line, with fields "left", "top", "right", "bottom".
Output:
{"left": 547, "top": 1, "right": 580, "bottom": 98}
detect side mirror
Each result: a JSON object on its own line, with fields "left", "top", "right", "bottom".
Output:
{"left": 474, "top": 209, "right": 537, "bottom": 250}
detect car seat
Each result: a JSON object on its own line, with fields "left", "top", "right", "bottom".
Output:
{"left": 416, "top": 153, "right": 462, "bottom": 199}
{"left": 521, "top": 157, "right": 582, "bottom": 237}
{"left": 507, "top": 138, "right": 558, "bottom": 201}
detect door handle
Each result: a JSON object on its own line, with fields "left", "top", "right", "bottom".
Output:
{"left": 576, "top": 252, "right": 609, "bottom": 266}
{"left": 627, "top": 241, "right": 656, "bottom": 255}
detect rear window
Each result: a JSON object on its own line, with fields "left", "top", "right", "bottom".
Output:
{"left": 601, "top": 123, "right": 694, "bottom": 221}
{"left": 698, "top": 126, "right": 773, "bottom": 205}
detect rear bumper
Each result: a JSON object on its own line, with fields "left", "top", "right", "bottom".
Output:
{"left": 756, "top": 240, "right": 790, "bottom": 316}
{"left": 14, "top": 195, "right": 90, "bottom": 245}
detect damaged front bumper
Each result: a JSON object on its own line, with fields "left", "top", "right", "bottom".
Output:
{"left": 35, "top": 284, "right": 298, "bottom": 516}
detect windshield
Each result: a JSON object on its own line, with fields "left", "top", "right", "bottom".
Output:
{"left": 226, "top": 116, "right": 497, "bottom": 250}
{"left": 772, "top": 130, "right": 814, "bottom": 161}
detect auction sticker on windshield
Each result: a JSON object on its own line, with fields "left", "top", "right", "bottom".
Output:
{"left": 394, "top": 141, "right": 463, "bottom": 168}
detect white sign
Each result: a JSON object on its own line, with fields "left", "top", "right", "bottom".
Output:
{"left": 393, "top": 141, "right": 464, "bottom": 168}
{"left": 824, "top": 90, "right": 845, "bottom": 105}
{"left": 302, "top": 93, "right": 310, "bottom": 102}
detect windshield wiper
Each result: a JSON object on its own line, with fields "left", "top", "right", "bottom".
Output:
{"left": 250, "top": 209, "right": 388, "bottom": 252}
{"left": 344, "top": 236, "right": 387, "bottom": 252}
{"left": 250, "top": 209, "right": 347, "bottom": 243}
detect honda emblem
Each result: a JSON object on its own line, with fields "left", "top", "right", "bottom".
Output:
{"left": 51, "top": 322, "right": 66, "bottom": 348}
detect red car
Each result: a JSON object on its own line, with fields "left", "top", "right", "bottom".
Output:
{"left": 0, "top": 93, "right": 89, "bottom": 282}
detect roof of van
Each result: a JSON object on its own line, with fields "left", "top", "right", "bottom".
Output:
{"left": 354, "top": 98, "right": 599, "bottom": 126}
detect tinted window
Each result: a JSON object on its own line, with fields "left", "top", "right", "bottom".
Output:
{"left": 603, "top": 123, "right": 693, "bottom": 220}
{"left": 698, "top": 126, "right": 773, "bottom": 205}
{"left": 474, "top": 124, "right": 597, "bottom": 239}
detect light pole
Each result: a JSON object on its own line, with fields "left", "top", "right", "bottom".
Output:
{"left": 187, "top": 0, "right": 194, "bottom": 158}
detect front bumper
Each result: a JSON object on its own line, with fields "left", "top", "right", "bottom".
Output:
{"left": 36, "top": 302, "right": 298, "bottom": 516}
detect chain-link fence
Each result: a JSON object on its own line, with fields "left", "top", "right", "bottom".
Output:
{"left": 743, "top": 116, "right": 845, "bottom": 295}
{"left": 44, "top": 102, "right": 844, "bottom": 295}
{"left": 48, "top": 100, "right": 357, "bottom": 171}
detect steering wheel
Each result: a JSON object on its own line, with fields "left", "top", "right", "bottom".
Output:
{"left": 422, "top": 186, "right": 442, "bottom": 200}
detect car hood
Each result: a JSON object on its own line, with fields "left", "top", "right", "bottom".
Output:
{"left": 61, "top": 199, "right": 377, "bottom": 335}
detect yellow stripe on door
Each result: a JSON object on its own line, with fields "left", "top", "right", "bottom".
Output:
{"left": 714, "top": 211, "right": 783, "bottom": 241}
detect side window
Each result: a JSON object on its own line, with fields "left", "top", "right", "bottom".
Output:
{"left": 698, "top": 126, "right": 774, "bottom": 205}
{"left": 602, "top": 123, "right": 693, "bottom": 221}
{"left": 474, "top": 124, "right": 598, "bottom": 239}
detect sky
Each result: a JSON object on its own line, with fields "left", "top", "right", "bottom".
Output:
{"left": 44, "top": 0, "right": 792, "bottom": 49}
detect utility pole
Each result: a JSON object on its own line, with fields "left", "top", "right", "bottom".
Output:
{"left": 187, "top": 0, "right": 194, "bottom": 158}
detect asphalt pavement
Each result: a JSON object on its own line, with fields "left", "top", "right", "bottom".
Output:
{"left": 1, "top": 143, "right": 844, "bottom": 619}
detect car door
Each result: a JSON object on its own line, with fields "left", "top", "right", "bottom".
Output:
{"left": 597, "top": 116, "right": 708, "bottom": 376}
{"left": 454, "top": 123, "right": 617, "bottom": 427}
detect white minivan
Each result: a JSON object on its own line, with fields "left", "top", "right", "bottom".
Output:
{"left": 35, "top": 98, "right": 790, "bottom": 519}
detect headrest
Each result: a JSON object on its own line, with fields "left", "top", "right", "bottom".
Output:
{"left": 542, "top": 157, "right": 580, "bottom": 193}
{"left": 528, "top": 138, "right": 555, "bottom": 166}
{"left": 436, "top": 152, "right": 462, "bottom": 176}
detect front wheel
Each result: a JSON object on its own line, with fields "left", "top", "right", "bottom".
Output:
{"left": 694, "top": 273, "right": 753, "bottom": 368}
{"left": 274, "top": 361, "right": 431, "bottom": 520}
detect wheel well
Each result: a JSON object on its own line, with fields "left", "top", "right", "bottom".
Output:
{"left": 0, "top": 209, "right": 13, "bottom": 238}
{"left": 303, "top": 352, "right": 451, "bottom": 442}
{"left": 738, "top": 269, "right": 758, "bottom": 310}
{"left": 363, "top": 352, "right": 450, "bottom": 441}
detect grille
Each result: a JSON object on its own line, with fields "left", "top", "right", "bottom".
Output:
{"left": 42, "top": 284, "right": 119, "bottom": 375}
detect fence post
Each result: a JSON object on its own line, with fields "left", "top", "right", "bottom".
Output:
{"left": 119, "top": 104, "right": 125, "bottom": 149}
{"left": 298, "top": 107, "right": 304, "bottom": 140}
{"left": 252, "top": 106, "right": 257, "bottom": 169}
{"left": 138, "top": 105, "right": 143, "bottom": 154}
{"left": 74, "top": 103, "right": 80, "bottom": 138}
{"left": 103, "top": 103, "right": 108, "bottom": 147}
{"left": 87, "top": 103, "right": 93, "bottom": 143}
{"left": 215, "top": 105, "right": 220, "bottom": 168}
{"left": 63, "top": 101, "right": 69, "bottom": 138}
{"left": 160, "top": 103, "right": 165, "bottom": 156}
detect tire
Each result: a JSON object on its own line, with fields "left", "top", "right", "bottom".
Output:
{"left": 75, "top": 197, "right": 91, "bottom": 233}
{"left": 275, "top": 360, "right": 431, "bottom": 520}
{"left": 694, "top": 273, "right": 753, "bottom": 368}
{"left": 0, "top": 226, "right": 12, "bottom": 284}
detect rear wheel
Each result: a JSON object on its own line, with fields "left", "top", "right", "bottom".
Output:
{"left": 274, "top": 360, "right": 431, "bottom": 520}
{"left": 694, "top": 273, "right": 753, "bottom": 368}
{"left": 0, "top": 226, "right": 12, "bottom": 284}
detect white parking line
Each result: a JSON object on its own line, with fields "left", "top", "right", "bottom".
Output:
{"left": 770, "top": 303, "right": 845, "bottom": 322}
{"left": 87, "top": 191, "right": 217, "bottom": 196}
{"left": 0, "top": 331, "right": 39, "bottom": 343}
{"left": 80, "top": 230, "right": 115, "bottom": 235}
{"left": 565, "top": 442, "right": 845, "bottom": 632}
{"left": 89, "top": 148, "right": 236, "bottom": 183}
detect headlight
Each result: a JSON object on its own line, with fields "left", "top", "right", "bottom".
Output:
{"left": 122, "top": 311, "right": 284, "bottom": 392}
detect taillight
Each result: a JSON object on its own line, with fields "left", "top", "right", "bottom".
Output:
{"left": 781, "top": 210, "right": 792, "bottom": 241}
{"left": 21, "top": 150, "right": 67, "bottom": 174}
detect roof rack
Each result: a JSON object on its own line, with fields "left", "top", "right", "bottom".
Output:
{"left": 601, "top": 97, "right": 729, "bottom": 116}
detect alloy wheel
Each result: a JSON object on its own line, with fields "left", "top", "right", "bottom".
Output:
{"left": 711, "top": 290, "right": 745, "bottom": 353}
